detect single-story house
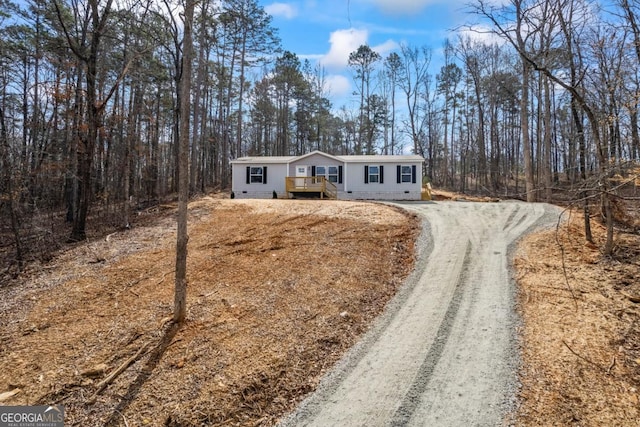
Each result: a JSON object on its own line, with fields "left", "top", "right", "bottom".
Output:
{"left": 230, "top": 150, "right": 425, "bottom": 200}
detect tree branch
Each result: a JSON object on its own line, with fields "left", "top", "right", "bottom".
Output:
{"left": 52, "top": 0, "right": 87, "bottom": 61}
{"left": 562, "top": 340, "right": 606, "bottom": 372}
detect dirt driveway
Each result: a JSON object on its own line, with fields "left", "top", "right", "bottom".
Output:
{"left": 279, "top": 200, "right": 561, "bottom": 426}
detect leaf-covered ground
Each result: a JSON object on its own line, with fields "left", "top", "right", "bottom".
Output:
{"left": 1, "top": 194, "right": 639, "bottom": 426}
{"left": 0, "top": 198, "right": 419, "bottom": 426}
{"left": 513, "top": 209, "right": 640, "bottom": 426}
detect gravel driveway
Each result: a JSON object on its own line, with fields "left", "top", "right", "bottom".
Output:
{"left": 279, "top": 200, "right": 560, "bottom": 427}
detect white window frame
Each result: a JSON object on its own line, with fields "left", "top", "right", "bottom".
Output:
{"left": 250, "top": 167, "right": 263, "bottom": 183}
{"left": 327, "top": 166, "right": 339, "bottom": 183}
{"left": 401, "top": 165, "right": 412, "bottom": 183}
{"left": 315, "top": 165, "right": 339, "bottom": 183}
{"left": 368, "top": 165, "right": 380, "bottom": 183}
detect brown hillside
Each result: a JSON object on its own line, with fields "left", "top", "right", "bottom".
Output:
{"left": 0, "top": 198, "right": 419, "bottom": 426}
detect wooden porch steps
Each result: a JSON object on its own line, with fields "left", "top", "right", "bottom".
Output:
{"left": 285, "top": 176, "right": 337, "bottom": 199}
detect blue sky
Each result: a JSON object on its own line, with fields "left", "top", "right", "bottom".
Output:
{"left": 259, "top": 0, "right": 471, "bottom": 109}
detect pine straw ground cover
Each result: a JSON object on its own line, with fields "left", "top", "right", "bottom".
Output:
{"left": 513, "top": 208, "right": 640, "bottom": 426}
{"left": 0, "top": 197, "right": 419, "bottom": 426}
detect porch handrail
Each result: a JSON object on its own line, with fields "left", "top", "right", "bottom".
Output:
{"left": 324, "top": 179, "right": 337, "bottom": 199}
{"left": 285, "top": 176, "right": 337, "bottom": 199}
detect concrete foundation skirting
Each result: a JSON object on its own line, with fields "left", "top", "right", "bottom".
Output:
{"left": 232, "top": 190, "right": 422, "bottom": 201}
{"left": 232, "top": 191, "right": 279, "bottom": 199}
{"left": 339, "top": 191, "right": 421, "bottom": 201}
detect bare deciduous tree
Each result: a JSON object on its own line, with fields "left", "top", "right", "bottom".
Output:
{"left": 174, "top": 0, "right": 195, "bottom": 323}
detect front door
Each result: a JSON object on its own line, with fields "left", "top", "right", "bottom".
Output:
{"left": 295, "top": 166, "right": 307, "bottom": 187}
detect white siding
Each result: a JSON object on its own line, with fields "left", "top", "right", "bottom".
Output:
{"left": 231, "top": 163, "right": 288, "bottom": 199}
{"left": 290, "top": 153, "right": 345, "bottom": 192}
{"left": 343, "top": 162, "right": 422, "bottom": 200}
{"left": 230, "top": 151, "right": 424, "bottom": 201}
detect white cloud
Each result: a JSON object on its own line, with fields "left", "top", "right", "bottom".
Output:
{"left": 320, "top": 28, "right": 370, "bottom": 70}
{"left": 362, "top": 0, "right": 438, "bottom": 15}
{"left": 264, "top": 2, "right": 298, "bottom": 19}
{"left": 318, "top": 27, "right": 401, "bottom": 72}
{"left": 323, "top": 74, "right": 352, "bottom": 99}
{"left": 373, "top": 39, "right": 400, "bottom": 57}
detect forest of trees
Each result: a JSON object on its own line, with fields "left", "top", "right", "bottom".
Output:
{"left": 1, "top": 0, "right": 639, "bottom": 265}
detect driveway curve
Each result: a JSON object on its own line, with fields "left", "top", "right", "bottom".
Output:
{"left": 278, "top": 200, "right": 561, "bottom": 427}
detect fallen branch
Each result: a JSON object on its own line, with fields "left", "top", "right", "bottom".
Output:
{"left": 620, "top": 290, "right": 640, "bottom": 304}
{"left": 155, "top": 270, "right": 174, "bottom": 286}
{"left": 562, "top": 340, "right": 605, "bottom": 372}
{"left": 555, "top": 208, "right": 580, "bottom": 310}
{"left": 125, "top": 270, "right": 172, "bottom": 288}
{"left": 88, "top": 341, "right": 151, "bottom": 403}
{"left": 0, "top": 388, "right": 21, "bottom": 402}
{"left": 118, "top": 411, "right": 129, "bottom": 427}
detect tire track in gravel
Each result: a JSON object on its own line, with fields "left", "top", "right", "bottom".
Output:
{"left": 278, "top": 201, "right": 560, "bottom": 427}
{"left": 389, "top": 242, "right": 472, "bottom": 426}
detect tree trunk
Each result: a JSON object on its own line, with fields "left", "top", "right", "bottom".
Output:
{"left": 66, "top": 64, "right": 82, "bottom": 223}
{"left": 71, "top": 50, "right": 100, "bottom": 241}
{"left": 0, "top": 105, "right": 23, "bottom": 267}
{"left": 472, "top": 65, "right": 487, "bottom": 187}
{"left": 174, "top": 0, "right": 195, "bottom": 324}
{"left": 190, "top": 1, "right": 209, "bottom": 194}
{"left": 513, "top": 0, "right": 536, "bottom": 202}
{"left": 631, "top": 101, "right": 640, "bottom": 160}
{"left": 542, "top": 75, "right": 552, "bottom": 201}
{"left": 237, "top": 36, "right": 247, "bottom": 158}
{"left": 55, "top": 0, "right": 115, "bottom": 241}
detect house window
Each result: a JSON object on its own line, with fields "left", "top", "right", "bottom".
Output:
{"left": 313, "top": 165, "right": 340, "bottom": 183}
{"left": 396, "top": 164, "right": 416, "bottom": 184}
{"left": 328, "top": 166, "right": 339, "bottom": 183}
{"left": 250, "top": 167, "right": 263, "bottom": 183}
{"left": 364, "top": 165, "right": 384, "bottom": 184}
{"left": 401, "top": 165, "right": 412, "bottom": 183}
{"left": 246, "top": 166, "right": 268, "bottom": 184}
{"left": 368, "top": 166, "right": 380, "bottom": 183}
